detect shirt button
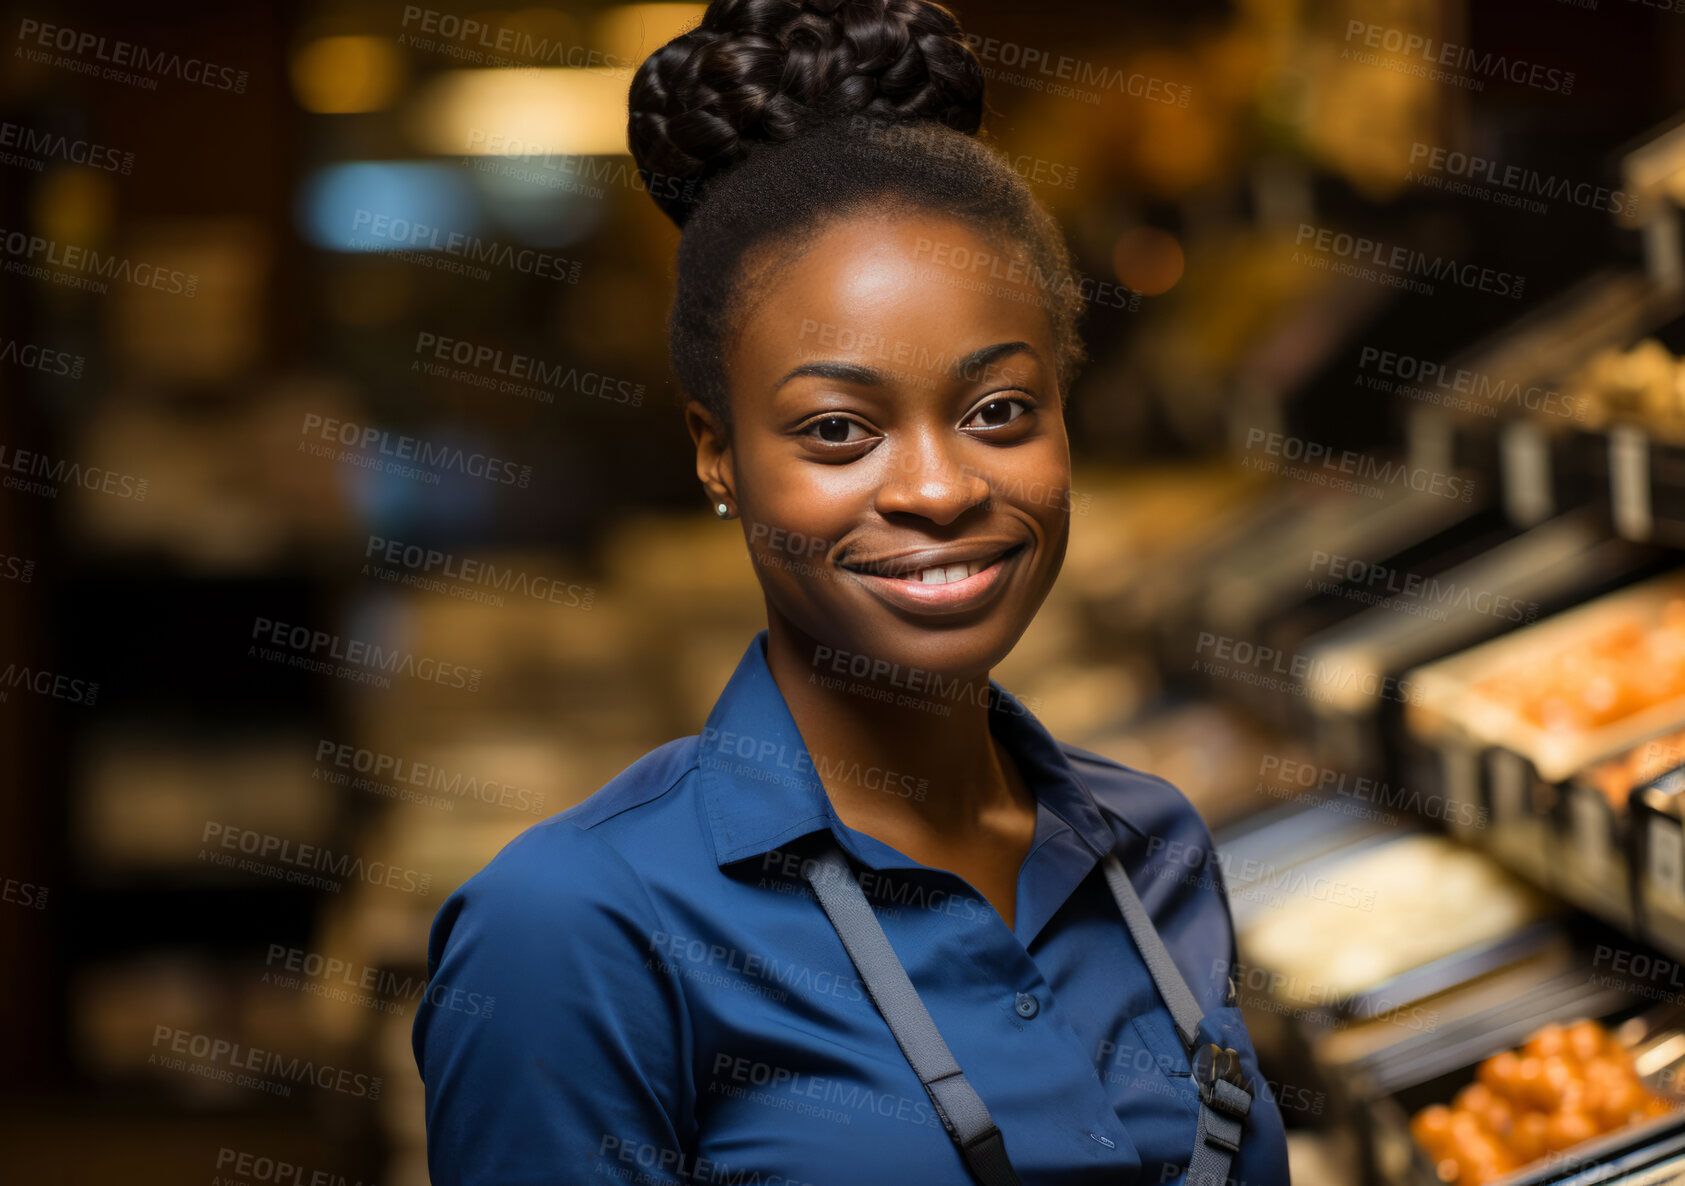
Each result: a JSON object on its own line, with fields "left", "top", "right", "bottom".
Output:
{"left": 1013, "top": 991, "right": 1039, "bottom": 1019}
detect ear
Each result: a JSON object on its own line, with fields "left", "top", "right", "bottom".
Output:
{"left": 684, "top": 399, "right": 736, "bottom": 511}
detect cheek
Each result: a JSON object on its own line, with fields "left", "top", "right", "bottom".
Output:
{"left": 739, "top": 436, "right": 875, "bottom": 515}
{"left": 989, "top": 440, "right": 1071, "bottom": 525}
{"left": 735, "top": 452, "right": 859, "bottom": 570}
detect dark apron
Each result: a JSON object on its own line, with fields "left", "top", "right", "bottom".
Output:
{"left": 800, "top": 843, "right": 1253, "bottom": 1186}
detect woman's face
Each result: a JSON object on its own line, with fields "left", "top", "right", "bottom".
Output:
{"left": 691, "top": 212, "right": 1072, "bottom": 681}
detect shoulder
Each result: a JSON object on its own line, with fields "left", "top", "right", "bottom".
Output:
{"left": 560, "top": 734, "right": 701, "bottom": 830}
{"left": 1058, "top": 740, "right": 1241, "bottom": 1008}
{"left": 1060, "top": 741, "right": 1221, "bottom": 856}
{"left": 426, "top": 736, "right": 703, "bottom": 969}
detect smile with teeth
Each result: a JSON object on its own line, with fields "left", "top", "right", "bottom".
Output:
{"left": 839, "top": 543, "right": 1023, "bottom": 611}
{"left": 842, "top": 543, "right": 1023, "bottom": 584}
{"left": 909, "top": 560, "right": 992, "bottom": 584}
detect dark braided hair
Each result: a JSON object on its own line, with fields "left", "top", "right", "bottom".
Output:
{"left": 627, "top": 0, "right": 1088, "bottom": 431}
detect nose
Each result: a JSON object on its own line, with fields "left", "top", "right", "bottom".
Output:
{"left": 873, "top": 427, "right": 991, "bottom": 525}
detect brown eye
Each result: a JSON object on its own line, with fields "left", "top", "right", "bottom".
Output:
{"left": 804, "top": 416, "right": 870, "bottom": 444}
{"left": 964, "top": 398, "right": 1027, "bottom": 429}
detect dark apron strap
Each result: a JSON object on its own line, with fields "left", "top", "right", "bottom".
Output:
{"left": 802, "top": 842, "right": 1253, "bottom": 1186}
{"left": 801, "top": 846, "right": 1023, "bottom": 1186}
{"left": 1100, "top": 853, "right": 1252, "bottom": 1186}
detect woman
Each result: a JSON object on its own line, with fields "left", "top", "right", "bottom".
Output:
{"left": 413, "top": 1, "right": 1291, "bottom": 1183}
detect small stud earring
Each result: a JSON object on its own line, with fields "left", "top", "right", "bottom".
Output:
{"left": 715, "top": 502, "right": 732, "bottom": 519}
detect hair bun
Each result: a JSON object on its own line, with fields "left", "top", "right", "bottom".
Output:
{"left": 627, "top": 0, "right": 984, "bottom": 226}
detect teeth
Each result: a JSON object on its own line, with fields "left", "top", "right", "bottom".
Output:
{"left": 914, "top": 560, "right": 987, "bottom": 584}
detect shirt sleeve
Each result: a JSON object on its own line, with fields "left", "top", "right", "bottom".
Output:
{"left": 413, "top": 818, "right": 695, "bottom": 1186}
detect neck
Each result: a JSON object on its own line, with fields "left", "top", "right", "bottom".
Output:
{"left": 762, "top": 613, "right": 1032, "bottom": 844}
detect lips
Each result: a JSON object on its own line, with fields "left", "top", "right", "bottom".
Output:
{"left": 839, "top": 541, "right": 1025, "bottom": 581}
{"left": 838, "top": 541, "right": 1027, "bottom": 614}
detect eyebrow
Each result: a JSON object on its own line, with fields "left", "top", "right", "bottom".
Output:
{"left": 771, "top": 341, "right": 1040, "bottom": 394}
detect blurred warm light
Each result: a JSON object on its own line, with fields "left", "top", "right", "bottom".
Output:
{"left": 1628, "top": 120, "right": 1685, "bottom": 201}
{"left": 34, "top": 165, "right": 114, "bottom": 245}
{"left": 594, "top": 4, "right": 707, "bottom": 67}
{"left": 322, "top": 268, "right": 414, "bottom": 326}
{"left": 1113, "top": 227, "right": 1185, "bottom": 296}
{"left": 291, "top": 35, "right": 404, "bottom": 114}
{"left": 411, "top": 69, "right": 631, "bottom": 157}
{"left": 1124, "top": 49, "right": 1229, "bottom": 196}
{"left": 1301, "top": 40, "right": 1431, "bottom": 201}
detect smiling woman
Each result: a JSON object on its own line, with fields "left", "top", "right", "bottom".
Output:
{"left": 412, "top": 2, "right": 1291, "bottom": 1185}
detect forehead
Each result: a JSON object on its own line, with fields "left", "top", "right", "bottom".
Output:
{"left": 731, "top": 213, "right": 1057, "bottom": 383}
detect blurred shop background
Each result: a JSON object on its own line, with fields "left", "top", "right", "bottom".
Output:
{"left": 10, "top": 0, "right": 1685, "bottom": 1183}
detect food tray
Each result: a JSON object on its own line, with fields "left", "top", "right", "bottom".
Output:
{"left": 1405, "top": 570, "right": 1685, "bottom": 784}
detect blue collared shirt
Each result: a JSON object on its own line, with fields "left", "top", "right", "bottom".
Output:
{"left": 414, "top": 631, "right": 1290, "bottom": 1185}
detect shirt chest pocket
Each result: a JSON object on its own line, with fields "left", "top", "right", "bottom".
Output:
{"left": 1097, "top": 1006, "right": 1202, "bottom": 1121}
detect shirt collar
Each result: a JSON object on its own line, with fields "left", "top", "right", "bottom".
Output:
{"left": 697, "top": 631, "right": 1124, "bottom": 873}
